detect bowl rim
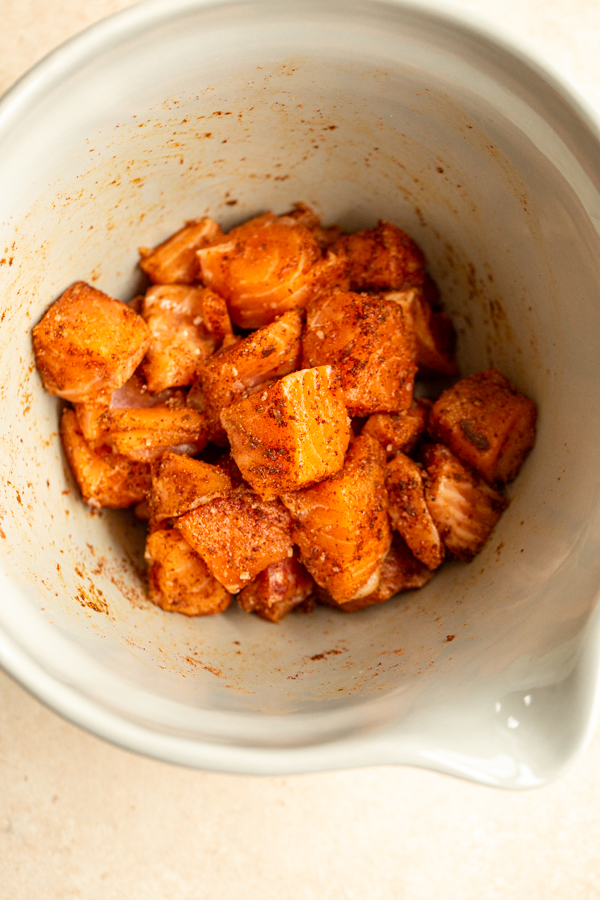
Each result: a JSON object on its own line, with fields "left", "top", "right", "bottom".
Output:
{"left": 2, "top": 0, "right": 600, "bottom": 783}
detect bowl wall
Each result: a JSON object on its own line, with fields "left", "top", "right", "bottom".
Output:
{"left": 1, "top": 0, "right": 600, "bottom": 784}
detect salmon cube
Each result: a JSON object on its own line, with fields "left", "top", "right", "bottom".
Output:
{"left": 321, "top": 534, "right": 434, "bottom": 611}
{"left": 422, "top": 443, "right": 508, "bottom": 561}
{"left": 237, "top": 554, "right": 315, "bottom": 623}
{"left": 146, "top": 529, "right": 231, "bottom": 616}
{"left": 199, "top": 289, "right": 234, "bottom": 344}
{"left": 197, "top": 212, "right": 348, "bottom": 328}
{"left": 428, "top": 369, "right": 537, "bottom": 483}
{"left": 221, "top": 366, "right": 351, "bottom": 499}
{"left": 195, "top": 309, "right": 302, "bottom": 440}
{"left": 141, "top": 285, "right": 219, "bottom": 392}
{"left": 332, "top": 220, "right": 425, "bottom": 291}
{"left": 177, "top": 489, "right": 293, "bottom": 592}
{"left": 281, "top": 434, "right": 391, "bottom": 604}
{"left": 103, "top": 407, "right": 208, "bottom": 462}
{"left": 302, "top": 291, "right": 416, "bottom": 415}
{"left": 74, "top": 374, "right": 186, "bottom": 446}
{"left": 139, "top": 217, "right": 223, "bottom": 285}
{"left": 386, "top": 287, "right": 458, "bottom": 375}
{"left": 280, "top": 203, "right": 342, "bottom": 249}
{"left": 362, "top": 400, "right": 430, "bottom": 458}
{"left": 60, "top": 408, "right": 150, "bottom": 509}
{"left": 33, "top": 281, "right": 150, "bottom": 403}
{"left": 385, "top": 452, "right": 444, "bottom": 569}
{"left": 151, "top": 452, "right": 231, "bottom": 520}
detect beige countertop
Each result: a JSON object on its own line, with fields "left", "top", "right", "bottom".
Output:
{"left": 2, "top": 0, "right": 600, "bottom": 896}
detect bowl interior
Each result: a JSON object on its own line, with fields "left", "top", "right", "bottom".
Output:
{"left": 1, "top": 0, "right": 600, "bottom": 783}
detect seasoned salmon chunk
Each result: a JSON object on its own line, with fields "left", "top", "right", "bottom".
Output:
{"left": 194, "top": 309, "right": 302, "bottom": 439}
{"left": 74, "top": 374, "right": 186, "bottom": 447}
{"left": 321, "top": 534, "right": 434, "bottom": 611}
{"left": 61, "top": 408, "right": 150, "bottom": 509}
{"left": 141, "top": 285, "right": 219, "bottom": 392}
{"left": 385, "top": 287, "right": 458, "bottom": 375}
{"left": 332, "top": 220, "right": 425, "bottom": 291}
{"left": 33, "top": 281, "right": 150, "bottom": 403}
{"left": 177, "top": 488, "right": 293, "bottom": 592}
{"left": 362, "top": 400, "right": 430, "bottom": 459}
{"left": 281, "top": 434, "right": 390, "bottom": 604}
{"left": 429, "top": 369, "right": 537, "bottom": 483}
{"left": 197, "top": 211, "right": 348, "bottom": 328}
{"left": 385, "top": 452, "right": 444, "bottom": 569}
{"left": 103, "top": 407, "right": 208, "bottom": 461}
{"left": 221, "top": 366, "right": 351, "bottom": 499}
{"left": 151, "top": 452, "right": 232, "bottom": 520}
{"left": 146, "top": 529, "right": 231, "bottom": 615}
{"left": 237, "top": 554, "right": 315, "bottom": 622}
{"left": 303, "top": 291, "right": 417, "bottom": 415}
{"left": 139, "top": 217, "right": 223, "bottom": 284}
{"left": 422, "top": 443, "right": 508, "bottom": 561}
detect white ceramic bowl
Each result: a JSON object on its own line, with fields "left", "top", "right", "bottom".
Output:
{"left": 1, "top": 0, "right": 600, "bottom": 788}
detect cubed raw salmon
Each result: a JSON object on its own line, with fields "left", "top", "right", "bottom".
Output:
{"left": 195, "top": 309, "right": 302, "bottom": 440}
{"left": 302, "top": 290, "right": 416, "bottom": 415}
{"left": 103, "top": 407, "right": 208, "bottom": 462}
{"left": 141, "top": 285, "right": 219, "bottom": 392}
{"left": 385, "top": 287, "right": 458, "bottom": 375}
{"left": 177, "top": 488, "right": 293, "bottom": 592}
{"left": 280, "top": 434, "right": 390, "bottom": 604}
{"left": 146, "top": 529, "right": 231, "bottom": 615}
{"left": 197, "top": 212, "right": 348, "bottom": 328}
{"left": 422, "top": 443, "right": 508, "bottom": 561}
{"left": 385, "top": 452, "right": 444, "bottom": 569}
{"left": 320, "top": 534, "right": 434, "bottom": 611}
{"left": 74, "top": 374, "right": 186, "bottom": 446}
{"left": 221, "top": 366, "right": 351, "bottom": 499}
{"left": 139, "top": 217, "right": 223, "bottom": 284}
{"left": 332, "top": 220, "right": 425, "bottom": 291}
{"left": 33, "top": 282, "right": 150, "bottom": 403}
{"left": 428, "top": 369, "right": 537, "bottom": 483}
{"left": 362, "top": 400, "right": 430, "bottom": 459}
{"left": 60, "top": 408, "right": 150, "bottom": 509}
{"left": 237, "top": 554, "right": 315, "bottom": 623}
{"left": 199, "top": 289, "right": 234, "bottom": 344}
{"left": 280, "top": 203, "right": 342, "bottom": 249}
{"left": 151, "top": 452, "right": 231, "bottom": 520}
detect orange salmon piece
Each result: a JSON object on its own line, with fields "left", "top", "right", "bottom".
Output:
{"left": 195, "top": 309, "right": 302, "bottom": 440}
{"left": 385, "top": 287, "right": 458, "bottom": 375}
{"left": 33, "top": 281, "right": 150, "bottom": 404}
{"left": 320, "top": 534, "right": 434, "bottom": 611}
{"left": 385, "top": 452, "right": 444, "bottom": 569}
{"left": 280, "top": 202, "right": 342, "bottom": 249}
{"left": 141, "top": 285, "right": 219, "bottom": 391}
{"left": 146, "top": 529, "right": 231, "bottom": 616}
{"left": 177, "top": 489, "right": 293, "bottom": 592}
{"left": 281, "top": 434, "right": 391, "bottom": 604}
{"left": 332, "top": 220, "right": 425, "bottom": 291}
{"left": 60, "top": 408, "right": 150, "bottom": 509}
{"left": 237, "top": 554, "right": 315, "bottom": 623}
{"left": 139, "top": 217, "right": 223, "bottom": 284}
{"left": 221, "top": 366, "right": 351, "bottom": 499}
{"left": 422, "top": 443, "right": 508, "bottom": 561}
{"left": 362, "top": 400, "right": 430, "bottom": 459}
{"left": 429, "top": 369, "right": 537, "bottom": 483}
{"left": 198, "top": 289, "right": 233, "bottom": 344}
{"left": 303, "top": 290, "right": 416, "bottom": 415}
{"left": 197, "top": 212, "right": 347, "bottom": 328}
{"left": 103, "top": 406, "right": 208, "bottom": 462}
{"left": 151, "top": 452, "right": 232, "bottom": 520}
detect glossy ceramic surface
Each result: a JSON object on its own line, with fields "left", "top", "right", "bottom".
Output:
{"left": 1, "top": 0, "right": 600, "bottom": 786}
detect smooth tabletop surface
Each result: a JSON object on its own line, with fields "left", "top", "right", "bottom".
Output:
{"left": 2, "top": 0, "right": 600, "bottom": 896}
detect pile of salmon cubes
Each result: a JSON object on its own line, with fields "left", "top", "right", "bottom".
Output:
{"left": 32, "top": 204, "right": 537, "bottom": 623}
